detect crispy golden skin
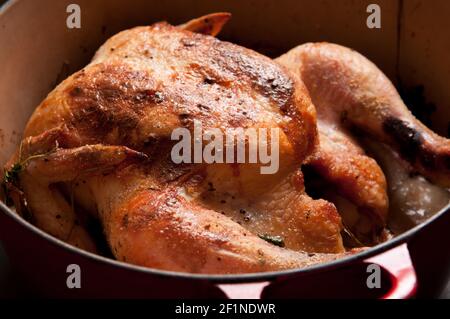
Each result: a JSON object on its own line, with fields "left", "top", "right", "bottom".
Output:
{"left": 4, "top": 17, "right": 349, "bottom": 273}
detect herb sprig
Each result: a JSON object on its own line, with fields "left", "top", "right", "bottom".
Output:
{"left": 2, "top": 140, "right": 58, "bottom": 206}
{"left": 258, "top": 234, "right": 285, "bottom": 247}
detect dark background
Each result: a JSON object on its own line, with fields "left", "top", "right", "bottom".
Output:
{"left": 0, "top": 0, "right": 449, "bottom": 299}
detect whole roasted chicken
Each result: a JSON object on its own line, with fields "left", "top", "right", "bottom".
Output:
{"left": 2, "top": 13, "right": 449, "bottom": 274}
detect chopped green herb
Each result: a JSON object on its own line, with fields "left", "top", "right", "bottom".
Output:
{"left": 2, "top": 141, "right": 58, "bottom": 208}
{"left": 258, "top": 234, "right": 285, "bottom": 247}
{"left": 2, "top": 163, "right": 24, "bottom": 206}
{"left": 4, "top": 163, "right": 23, "bottom": 185}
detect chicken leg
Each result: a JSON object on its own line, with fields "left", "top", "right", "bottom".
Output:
{"left": 277, "top": 43, "right": 450, "bottom": 188}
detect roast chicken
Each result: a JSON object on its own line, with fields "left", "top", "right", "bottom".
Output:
{"left": 2, "top": 13, "right": 449, "bottom": 274}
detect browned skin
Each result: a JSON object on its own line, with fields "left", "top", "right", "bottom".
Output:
{"left": 277, "top": 43, "right": 450, "bottom": 189}
{"left": 10, "top": 127, "right": 347, "bottom": 273}
{"left": 4, "top": 18, "right": 351, "bottom": 273}
{"left": 277, "top": 42, "right": 450, "bottom": 242}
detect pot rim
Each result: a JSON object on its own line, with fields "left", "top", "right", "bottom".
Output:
{"left": 0, "top": 0, "right": 16, "bottom": 15}
{"left": 0, "top": 0, "right": 449, "bottom": 284}
{"left": 1, "top": 200, "right": 449, "bottom": 283}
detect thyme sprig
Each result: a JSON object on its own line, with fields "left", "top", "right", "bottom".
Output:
{"left": 2, "top": 140, "right": 59, "bottom": 206}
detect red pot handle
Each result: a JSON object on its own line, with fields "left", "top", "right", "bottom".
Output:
{"left": 217, "top": 282, "right": 270, "bottom": 299}
{"left": 217, "top": 243, "right": 417, "bottom": 299}
{"left": 365, "top": 243, "right": 417, "bottom": 299}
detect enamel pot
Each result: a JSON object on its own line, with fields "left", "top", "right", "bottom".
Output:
{"left": 0, "top": 0, "right": 449, "bottom": 298}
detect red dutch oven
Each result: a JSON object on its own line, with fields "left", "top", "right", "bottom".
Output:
{"left": 0, "top": 0, "right": 449, "bottom": 298}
